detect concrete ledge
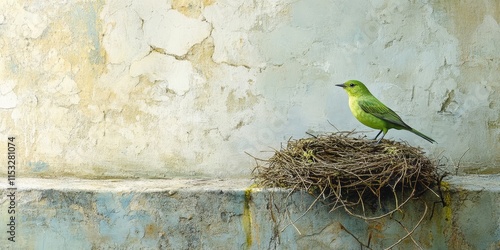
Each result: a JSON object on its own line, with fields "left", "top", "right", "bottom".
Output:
{"left": 0, "top": 176, "right": 499, "bottom": 249}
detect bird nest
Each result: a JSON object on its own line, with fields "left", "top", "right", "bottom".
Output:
{"left": 252, "top": 131, "right": 440, "bottom": 217}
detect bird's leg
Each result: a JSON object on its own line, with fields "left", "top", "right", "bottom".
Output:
{"left": 373, "top": 130, "right": 383, "bottom": 140}
{"left": 375, "top": 131, "right": 386, "bottom": 144}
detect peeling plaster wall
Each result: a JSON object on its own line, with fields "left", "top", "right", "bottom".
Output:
{"left": 0, "top": 0, "right": 499, "bottom": 178}
{"left": 1, "top": 176, "right": 500, "bottom": 249}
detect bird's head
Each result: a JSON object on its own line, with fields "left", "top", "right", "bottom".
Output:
{"left": 335, "top": 80, "right": 371, "bottom": 97}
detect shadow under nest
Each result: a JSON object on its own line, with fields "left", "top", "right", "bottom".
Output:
{"left": 252, "top": 131, "right": 441, "bottom": 219}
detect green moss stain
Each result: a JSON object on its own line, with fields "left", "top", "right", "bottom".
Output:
{"left": 441, "top": 181, "right": 453, "bottom": 222}
{"left": 243, "top": 187, "right": 253, "bottom": 249}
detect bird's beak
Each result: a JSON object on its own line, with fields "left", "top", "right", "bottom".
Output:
{"left": 335, "top": 83, "right": 346, "bottom": 88}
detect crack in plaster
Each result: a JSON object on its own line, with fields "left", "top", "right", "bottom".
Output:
{"left": 439, "top": 90, "right": 455, "bottom": 114}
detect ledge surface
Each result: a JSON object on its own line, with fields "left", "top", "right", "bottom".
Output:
{"left": 0, "top": 175, "right": 498, "bottom": 191}
{"left": 1, "top": 178, "right": 254, "bottom": 192}
{"left": 0, "top": 175, "right": 498, "bottom": 249}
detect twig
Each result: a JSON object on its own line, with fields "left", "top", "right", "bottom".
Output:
{"left": 252, "top": 131, "right": 438, "bottom": 249}
{"left": 454, "top": 148, "right": 469, "bottom": 175}
{"left": 384, "top": 199, "right": 428, "bottom": 250}
{"left": 280, "top": 187, "right": 326, "bottom": 233}
{"left": 339, "top": 223, "right": 373, "bottom": 250}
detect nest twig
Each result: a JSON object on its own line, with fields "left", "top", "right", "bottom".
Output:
{"left": 251, "top": 131, "right": 444, "bottom": 249}
{"left": 252, "top": 131, "right": 439, "bottom": 216}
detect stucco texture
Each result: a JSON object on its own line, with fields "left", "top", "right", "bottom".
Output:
{"left": 0, "top": 0, "right": 499, "bottom": 178}
{"left": 1, "top": 176, "right": 500, "bottom": 249}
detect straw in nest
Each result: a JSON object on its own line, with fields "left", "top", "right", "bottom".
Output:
{"left": 252, "top": 131, "right": 439, "bottom": 216}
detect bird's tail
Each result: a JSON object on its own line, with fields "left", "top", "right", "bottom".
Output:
{"left": 410, "top": 129, "right": 436, "bottom": 143}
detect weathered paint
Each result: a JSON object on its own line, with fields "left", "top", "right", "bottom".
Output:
{"left": 0, "top": 1, "right": 499, "bottom": 178}
{"left": 0, "top": 176, "right": 498, "bottom": 249}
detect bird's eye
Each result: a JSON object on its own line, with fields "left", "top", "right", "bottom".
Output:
{"left": 349, "top": 83, "right": 355, "bottom": 87}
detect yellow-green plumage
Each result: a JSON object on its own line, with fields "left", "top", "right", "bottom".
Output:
{"left": 336, "top": 80, "right": 435, "bottom": 143}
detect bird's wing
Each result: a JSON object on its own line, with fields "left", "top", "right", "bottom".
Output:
{"left": 358, "top": 98, "right": 411, "bottom": 129}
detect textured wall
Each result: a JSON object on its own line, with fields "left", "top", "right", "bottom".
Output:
{"left": 1, "top": 176, "right": 500, "bottom": 249}
{"left": 0, "top": 0, "right": 499, "bottom": 178}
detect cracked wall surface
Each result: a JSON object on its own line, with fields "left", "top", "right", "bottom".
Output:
{"left": 1, "top": 176, "right": 499, "bottom": 248}
{"left": 0, "top": 0, "right": 499, "bottom": 178}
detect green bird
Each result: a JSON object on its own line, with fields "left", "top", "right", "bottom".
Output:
{"left": 336, "top": 80, "right": 435, "bottom": 144}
